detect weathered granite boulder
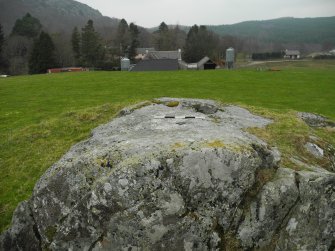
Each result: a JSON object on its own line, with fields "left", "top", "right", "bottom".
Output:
{"left": 298, "top": 112, "right": 335, "bottom": 128}
{"left": 238, "top": 167, "right": 335, "bottom": 250}
{"left": 1, "top": 98, "right": 334, "bottom": 251}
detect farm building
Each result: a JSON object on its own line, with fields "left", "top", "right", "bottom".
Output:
{"left": 131, "top": 59, "right": 180, "bottom": 72}
{"left": 284, "top": 50, "right": 300, "bottom": 59}
{"left": 131, "top": 49, "right": 216, "bottom": 71}
{"left": 185, "top": 63, "right": 198, "bottom": 70}
{"left": 135, "top": 48, "right": 155, "bottom": 60}
{"left": 182, "top": 56, "right": 217, "bottom": 70}
{"left": 145, "top": 50, "right": 182, "bottom": 60}
{"left": 197, "top": 56, "right": 217, "bottom": 70}
{"left": 131, "top": 49, "right": 182, "bottom": 71}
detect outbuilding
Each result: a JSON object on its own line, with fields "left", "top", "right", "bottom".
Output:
{"left": 130, "top": 49, "right": 182, "bottom": 71}
{"left": 197, "top": 56, "right": 217, "bottom": 70}
{"left": 284, "top": 50, "right": 300, "bottom": 59}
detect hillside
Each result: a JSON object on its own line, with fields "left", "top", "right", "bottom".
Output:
{"left": 208, "top": 16, "right": 335, "bottom": 44}
{"left": 0, "top": 0, "right": 119, "bottom": 35}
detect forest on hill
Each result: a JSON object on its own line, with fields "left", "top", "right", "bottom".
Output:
{"left": 208, "top": 16, "right": 335, "bottom": 44}
{"left": 0, "top": 0, "right": 119, "bottom": 35}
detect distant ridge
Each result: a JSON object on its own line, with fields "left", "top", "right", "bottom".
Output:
{"left": 148, "top": 17, "right": 335, "bottom": 45}
{"left": 207, "top": 16, "right": 335, "bottom": 44}
{"left": 0, "top": 0, "right": 119, "bottom": 34}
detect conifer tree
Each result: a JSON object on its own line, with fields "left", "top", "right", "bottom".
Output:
{"left": 71, "top": 26, "right": 81, "bottom": 65}
{"left": 0, "top": 23, "right": 4, "bottom": 56}
{"left": 154, "top": 22, "right": 171, "bottom": 50}
{"left": 128, "top": 23, "right": 139, "bottom": 62}
{"left": 0, "top": 23, "right": 6, "bottom": 71}
{"left": 81, "top": 20, "right": 104, "bottom": 67}
{"left": 116, "top": 19, "right": 130, "bottom": 56}
{"left": 0, "top": 24, "right": 5, "bottom": 55}
{"left": 12, "top": 13, "right": 42, "bottom": 38}
{"left": 29, "top": 31, "right": 57, "bottom": 74}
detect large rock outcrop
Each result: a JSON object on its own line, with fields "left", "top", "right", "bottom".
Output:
{"left": 1, "top": 98, "right": 334, "bottom": 251}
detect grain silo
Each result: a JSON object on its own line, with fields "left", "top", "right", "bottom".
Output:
{"left": 121, "top": 57, "right": 130, "bottom": 71}
{"left": 225, "top": 48, "right": 235, "bottom": 69}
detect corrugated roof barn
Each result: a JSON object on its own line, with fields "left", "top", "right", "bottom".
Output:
{"left": 146, "top": 51, "right": 181, "bottom": 60}
{"left": 131, "top": 59, "right": 180, "bottom": 72}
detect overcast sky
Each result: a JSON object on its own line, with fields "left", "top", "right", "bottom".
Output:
{"left": 76, "top": 0, "right": 335, "bottom": 27}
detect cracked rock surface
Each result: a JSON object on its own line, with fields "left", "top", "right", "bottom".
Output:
{"left": 1, "top": 98, "right": 335, "bottom": 251}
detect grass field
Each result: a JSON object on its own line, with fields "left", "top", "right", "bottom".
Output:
{"left": 1, "top": 60, "right": 335, "bottom": 231}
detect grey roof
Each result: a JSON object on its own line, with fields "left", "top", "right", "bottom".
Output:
{"left": 197, "top": 56, "right": 210, "bottom": 67}
{"left": 131, "top": 59, "right": 180, "bottom": 72}
{"left": 136, "top": 48, "right": 155, "bottom": 54}
{"left": 197, "top": 56, "right": 217, "bottom": 67}
{"left": 147, "top": 51, "right": 180, "bottom": 60}
{"left": 285, "top": 50, "right": 300, "bottom": 56}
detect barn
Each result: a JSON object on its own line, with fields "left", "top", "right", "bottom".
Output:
{"left": 131, "top": 49, "right": 182, "bottom": 71}
{"left": 197, "top": 56, "right": 217, "bottom": 70}
{"left": 284, "top": 50, "right": 300, "bottom": 59}
{"left": 131, "top": 59, "right": 179, "bottom": 72}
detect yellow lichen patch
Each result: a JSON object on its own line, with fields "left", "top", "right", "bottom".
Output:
{"left": 200, "top": 140, "right": 252, "bottom": 153}
{"left": 45, "top": 225, "right": 57, "bottom": 242}
{"left": 229, "top": 144, "right": 253, "bottom": 154}
{"left": 172, "top": 142, "right": 186, "bottom": 149}
{"left": 166, "top": 101, "right": 180, "bottom": 107}
{"left": 152, "top": 99, "right": 164, "bottom": 105}
{"left": 205, "top": 140, "right": 226, "bottom": 148}
{"left": 96, "top": 158, "right": 108, "bottom": 167}
{"left": 209, "top": 115, "right": 221, "bottom": 124}
{"left": 118, "top": 155, "right": 143, "bottom": 169}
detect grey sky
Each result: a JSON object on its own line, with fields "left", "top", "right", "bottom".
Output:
{"left": 76, "top": 0, "right": 335, "bottom": 27}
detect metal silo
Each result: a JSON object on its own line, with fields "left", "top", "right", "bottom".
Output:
{"left": 226, "top": 48, "right": 235, "bottom": 69}
{"left": 121, "top": 57, "right": 130, "bottom": 71}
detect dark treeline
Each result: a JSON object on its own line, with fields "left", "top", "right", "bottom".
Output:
{"left": 0, "top": 23, "right": 5, "bottom": 71}
{"left": 251, "top": 52, "right": 284, "bottom": 60}
{"left": 313, "top": 54, "right": 335, "bottom": 60}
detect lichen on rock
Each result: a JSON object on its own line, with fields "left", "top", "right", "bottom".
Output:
{"left": 1, "top": 98, "right": 334, "bottom": 251}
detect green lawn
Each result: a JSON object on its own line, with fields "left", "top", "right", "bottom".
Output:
{"left": 1, "top": 60, "right": 335, "bottom": 231}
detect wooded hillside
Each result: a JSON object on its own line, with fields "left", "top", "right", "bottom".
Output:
{"left": 0, "top": 0, "right": 119, "bottom": 35}
{"left": 208, "top": 17, "right": 335, "bottom": 44}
